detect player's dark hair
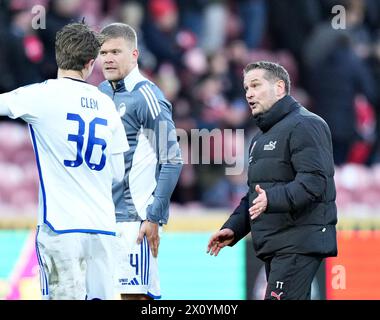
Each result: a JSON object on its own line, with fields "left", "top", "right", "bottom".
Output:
{"left": 55, "top": 22, "right": 101, "bottom": 71}
{"left": 244, "top": 61, "right": 291, "bottom": 94}
{"left": 100, "top": 23, "right": 138, "bottom": 49}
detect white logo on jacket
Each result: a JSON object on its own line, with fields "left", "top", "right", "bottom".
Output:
{"left": 264, "top": 141, "right": 277, "bottom": 151}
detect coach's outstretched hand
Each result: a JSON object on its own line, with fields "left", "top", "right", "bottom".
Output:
{"left": 207, "top": 228, "right": 235, "bottom": 257}
{"left": 137, "top": 220, "right": 160, "bottom": 257}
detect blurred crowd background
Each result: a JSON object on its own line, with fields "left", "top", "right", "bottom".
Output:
{"left": 1, "top": 0, "right": 380, "bottom": 219}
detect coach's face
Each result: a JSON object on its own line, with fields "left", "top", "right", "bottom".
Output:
{"left": 99, "top": 37, "right": 138, "bottom": 82}
{"left": 243, "top": 69, "right": 285, "bottom": 117}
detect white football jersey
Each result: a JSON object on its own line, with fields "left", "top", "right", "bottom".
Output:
{"left": 0, "top": 78, "right": 129, "bottom": 234}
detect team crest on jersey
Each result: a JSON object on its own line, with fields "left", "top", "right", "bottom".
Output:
{"left": 118, "top": 103, "right": 126, "bottom": 116}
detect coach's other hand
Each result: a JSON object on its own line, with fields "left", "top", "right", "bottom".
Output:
{"left": 207, "top": 228, "right": 235, "bottom": 257}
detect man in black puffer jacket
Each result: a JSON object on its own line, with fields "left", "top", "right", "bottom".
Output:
{"left": 207, "top": 61, "right": 337, "bottom": 300}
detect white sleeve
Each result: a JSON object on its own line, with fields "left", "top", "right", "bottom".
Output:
{"left": 0, "top": 85, "right": 40, "bottom": 121}
{"left": 110, "top": 109, "right": 129, "bottom": 154}
{"left": 0, "top": 93, "right": 12, "bottom": 116}
{"left": 108, "top": 104, "right": 128, "bottom": 182}
{"left": 111, "top": 152, "right": 125, "bottom": 183}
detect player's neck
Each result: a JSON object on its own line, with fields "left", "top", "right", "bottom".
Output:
{"left": 57, "top": 69, "right": 86, "bottom": 81}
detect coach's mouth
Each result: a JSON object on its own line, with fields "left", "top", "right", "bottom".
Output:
{"left": 249, "top": 102, "right": 258, "bottom": 109}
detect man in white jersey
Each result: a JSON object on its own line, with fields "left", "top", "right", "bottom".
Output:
{"left": 98, "top": 23, "right": 183, "bottom": 300}
{"left": 0, "top": 23, "right": 129, "bottom": 299}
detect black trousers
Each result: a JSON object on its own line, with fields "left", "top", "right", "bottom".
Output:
{"left": 264, "top": 253, "right": 322, "bottom": 300}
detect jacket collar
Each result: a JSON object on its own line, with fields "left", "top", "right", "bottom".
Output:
{"left": 109, "top": 65, "right": 148, "bottom": 92}
{"left": 253, "top": 95, "right": 299, "bottom": 132}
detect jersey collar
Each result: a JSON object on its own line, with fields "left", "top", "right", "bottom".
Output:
{"left": 63, "top": 77, "right": 86, "bottom": 83}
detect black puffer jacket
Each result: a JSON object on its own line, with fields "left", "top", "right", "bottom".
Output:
{"left": 223, "top": 95, "right": 337, "bottom": 260}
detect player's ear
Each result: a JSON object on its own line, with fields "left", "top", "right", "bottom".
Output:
{"left": 133, "top": 48, "right": 139, "bottom": 60}
{"left": 83, "top": 59, "right": 96, "bottom": 80}
{"left": 86, "top": 59, "right": 95, "bottom": 69}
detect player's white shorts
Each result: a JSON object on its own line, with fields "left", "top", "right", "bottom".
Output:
{"left": 114, "top": 221, "right": 161, "bottom": 299}
{"left": 35, "top": 224, "right": 116, "bottom": 300}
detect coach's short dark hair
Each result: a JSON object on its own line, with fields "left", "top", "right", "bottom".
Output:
{"left": 55, "top": 23, "right": 101, "bottom": 71}
{"left": 244, "top": 61, "right": 291, "bottom": 94}
{"left": 100, "top": 23, "right": 138, "bottom": 48}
